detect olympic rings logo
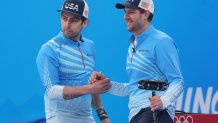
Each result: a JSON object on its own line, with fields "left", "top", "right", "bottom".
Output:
{"left": 174, "top": 115, "right": 194, "bottom": 123}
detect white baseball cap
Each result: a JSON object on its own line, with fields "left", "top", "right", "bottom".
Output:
{"left": 116, "top": 0, "right": 154, "bottom": 14}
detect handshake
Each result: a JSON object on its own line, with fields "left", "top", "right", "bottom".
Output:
{"left": 88, "top": 71, "right": 111, "bottom": 94}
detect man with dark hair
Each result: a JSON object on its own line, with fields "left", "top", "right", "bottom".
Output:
{"left": 36, "top": 0, "right": 110, "bottom": 122}
{"left": 90, "top": 0, "right": 184, "bottom": 122}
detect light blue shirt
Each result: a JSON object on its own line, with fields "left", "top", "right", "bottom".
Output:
{"left": 36, "top": 32, "right": 96, "bottom": 123}
{"left": 108, "top": 25, "right": 184, "bottom": 121}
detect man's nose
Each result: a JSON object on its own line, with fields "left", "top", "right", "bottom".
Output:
{"left": 64, "top": 20, "right": 70, "bottom": 29}
{"left": 124, "top": 13, "right": 129, "bottom": 20}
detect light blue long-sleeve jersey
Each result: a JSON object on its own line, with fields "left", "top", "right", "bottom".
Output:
{"left": 109, "top": 25, "right": 184, "bottom": 121}
{"left": 36, "top": 32, "right": 96, "bottom": 123}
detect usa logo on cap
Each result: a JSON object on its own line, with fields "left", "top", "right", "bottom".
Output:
{"left": 57, "top": 0, "right": 89, "bottom": 19}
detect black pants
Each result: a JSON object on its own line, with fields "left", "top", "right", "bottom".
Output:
{"left": 130, "top": 107, "right": 173, "bottom": 123}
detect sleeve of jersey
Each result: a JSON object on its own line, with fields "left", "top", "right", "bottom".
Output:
{"left": 107, "top": 81, "right": 130, "bottom": 97}
{"left": 36, "top": 44, "right": 64, "bottom": 100}
{"left": 154, "top": 38, "right": 184, "bottom": 109}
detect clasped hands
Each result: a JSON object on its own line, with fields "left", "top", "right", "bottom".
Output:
{"left": 88, "top": 71, "right": 111, "bottom": 94}
{"left": 88, "top": 71, "right": 163, "bottom": 111}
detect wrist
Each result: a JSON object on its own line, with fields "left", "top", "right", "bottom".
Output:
{"left": 96, "top": 107, "right": 108, "bottom": 121}
{"left": 85, "top": 84, "right": 92, "bottom": 94}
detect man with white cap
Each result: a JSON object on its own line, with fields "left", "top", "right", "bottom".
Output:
{"left": 36, "top": 0, "right": 110, "bottom": 122}
{"left": 90, "top": 0, "right": 184, "bottom": 122}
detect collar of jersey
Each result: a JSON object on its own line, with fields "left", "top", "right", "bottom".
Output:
{"left": 57, "top": 31, "right": 85, "bottom": 45}
{"left": 129, "top": 25, "right": 155, "bottom": 46}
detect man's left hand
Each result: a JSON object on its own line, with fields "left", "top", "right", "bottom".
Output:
{"left": 149, "top": 96, "right": 163, "bottom": 111}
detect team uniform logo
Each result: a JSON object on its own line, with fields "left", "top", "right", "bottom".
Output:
{"left": 64, "top": 2, "right": 79, "bottom": 11}
{"left": 140, "top": 1, "right": 149, "bottom": 10}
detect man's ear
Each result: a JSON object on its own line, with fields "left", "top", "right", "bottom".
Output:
{"left": 82, "top": 19, "right": 88, "bottom": 28}
{"left": 144, "top": 11, "right": 150, "bottom": 21}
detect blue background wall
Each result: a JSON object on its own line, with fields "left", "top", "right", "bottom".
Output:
{"left": 0, "top": 0, "right": 218, "bottom": 122}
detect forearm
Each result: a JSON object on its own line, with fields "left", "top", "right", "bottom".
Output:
{"left": 92, "top": 95, "right": 109, "bottom": 122}
{"left": 63, "top": 85, "right": 90, "bottom": 100}
{"left": 161, "top": 79, "right": 184, "bottom": 109}
{"left": 46, "top": 85, "right": 90, "bottom": 100}
{"left": 107, "top": 81, "right": 129, "bottom": 96}
{"left": 63, "top": 78, "right": 111, "bottom": 100}
{"left": 92, "top": 94, "right": 103, "bottom": 109}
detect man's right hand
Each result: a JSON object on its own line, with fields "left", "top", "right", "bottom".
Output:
{"left": 89, "top": 71, "right": 106, "bottom": 84}
{"left": 88, "top": 78, "right": 111, "bottom": 94}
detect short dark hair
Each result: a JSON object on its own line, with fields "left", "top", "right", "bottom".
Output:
{"left": 81, "top": 17, "right": 87, "bottom": 23}
{"left": 138, "top": 8, "right": 153, "bottom": 22}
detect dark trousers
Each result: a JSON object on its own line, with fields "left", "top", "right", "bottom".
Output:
{"left": 130, "top": 107, "right": 173, "bottom": 123}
